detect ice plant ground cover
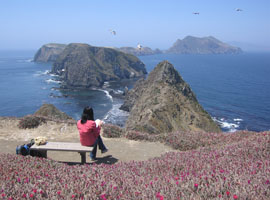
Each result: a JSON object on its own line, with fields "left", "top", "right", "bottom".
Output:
{"left": 1, "top": 131, "right": 270, "bottom": 199}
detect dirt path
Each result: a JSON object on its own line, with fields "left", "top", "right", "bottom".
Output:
{"left": 0, "top": 118, "right": 175, "bottom": 164}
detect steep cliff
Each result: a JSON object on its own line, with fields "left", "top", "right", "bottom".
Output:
{"left": 51, "top": 43, "right": 147, "bottom": 88}
{"left": 123, "top": 60, "right": 221, "bottom": 134}
{"left": 167, "top": 36, "right": 242, "bottom": 54}
{"left": 34, "top": 43, "right": 66, "bottom": 62}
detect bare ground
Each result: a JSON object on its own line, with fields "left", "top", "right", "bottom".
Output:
{"left": 0, "top": 117, "right": 175, "bottom": 164}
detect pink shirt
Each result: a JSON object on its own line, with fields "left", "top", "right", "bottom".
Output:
{"left": 77, "top": 120, "right": 101, "bottom": 146}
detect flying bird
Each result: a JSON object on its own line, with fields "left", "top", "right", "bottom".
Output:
{"left": 109, "top": 29, "right": 116, "bottom": 35}
{"left": 193, "top": 12, "right": 200, "bottom": 15}
{"left": 236, "top": 8, "right": 243, "bottom": 12}
{"left": 137, "top": 43, "right": 142, "bottom": 50}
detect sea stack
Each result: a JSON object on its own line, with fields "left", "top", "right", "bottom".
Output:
{"left": 51, "top": 43, "right": 147, "bottom": 88}
{"left": 122, "top": 60, "right": 221, "bottom": 134}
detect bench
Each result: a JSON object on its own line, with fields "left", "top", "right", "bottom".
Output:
{"left": 30, "top": 142, "right": 93, "bottom": 164}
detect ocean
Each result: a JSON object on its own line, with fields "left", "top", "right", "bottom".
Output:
{"left": 0, "top": 50, "right": 269, "bottom": 132}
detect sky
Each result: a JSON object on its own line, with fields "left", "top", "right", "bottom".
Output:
{"left": 0, "top": 0, "right": 270, "bottom": 51}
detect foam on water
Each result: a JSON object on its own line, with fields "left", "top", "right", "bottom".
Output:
{"left": 233, "top": 118, "right": 243, "bottom": 122}
{"left": 213, "top": 117, "right": 241, "bottom": 132}
{"left": 98, "top": 89, "right": 113, "bottom": 102}
{"left": 17, "top": 59, "right": 33, "bottom": 63}
{"left": 45, "top": 79, "right": 62, "bottom": 84}
{"left": 34, "top": 70, "right": 50, "bottom": 77}
{"left": 103, "top": 102, "right": 129, "bottom": 127}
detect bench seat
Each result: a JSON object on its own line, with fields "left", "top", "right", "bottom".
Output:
{"left": 30, "top": 142, "right": 93, "bottom": 164}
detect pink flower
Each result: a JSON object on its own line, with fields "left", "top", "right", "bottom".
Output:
{"left": 1, "top": 193, "right": 6, "bottom": 197}
{"left": 156, "top": 192, "right": 164, "bottom": 200}
{"left": 226, "top": 191, "right": 230, "bottom": 196}
{"left": 40, "top": 190, "right": 43, "bottom": 194}
{"left": 194, "top": 183, "right": 198, "bottom": 188}
{"left": 22, "top": 194, "right": 27, "bottom": 198}
{"left": 30, "top": 193, "right": 34, "bottom": 198}
{"left": 233, "top": 194, "right": 238, "bottom": 199}
{"left": 57, "top": 191, "right": 61, "bottom": 195}
{"left": 17, "top": 178, "right": 21, "bottom": 182}
{"left": 156, "top": 192, "right": 161, "bottom": 198}
{"left": 176, "top": 181, "right": 179, "bottom": 185}
{"left": 33, "top": 189, "right": 37, "bottom": 193}
{"left": 100, "top": 194, "right": 107, "bottom": 200}
{"left": 248, "top": 180, "right": 251, "bottom": 184}
{"left": 72, "top": 194, "right": 76, "bottom": 198}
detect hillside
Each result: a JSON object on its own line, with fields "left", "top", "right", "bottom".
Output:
{"left": 0, "top": 116, "right": 269, "bottom": 199}
{"left": 122, "top": 60, "right": 221, "bottom": 134}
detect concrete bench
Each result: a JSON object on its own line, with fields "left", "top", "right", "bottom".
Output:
{"left": 30, "top": 142, "right": 93, "bottom": 164}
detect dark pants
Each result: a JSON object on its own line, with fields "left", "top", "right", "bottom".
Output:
{"left": 90, "top": 135, "right": 107, "bottom": 159}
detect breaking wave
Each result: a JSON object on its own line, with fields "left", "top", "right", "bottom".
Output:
{"left": 103, "top": 102, "right": 129, "bottom": 127}
{"left": 45, "top": 79, "right": 62, "bottom": 84}
{"left": 34, "top": 70, "right": 50, "bottom": 77}
{"left": 213, "top": 117, "right": 242, "bottom": 132}
{"left": 98, "top": 89, "right": 113, "bottom": 102}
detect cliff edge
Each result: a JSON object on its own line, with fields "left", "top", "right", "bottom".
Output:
{"left": 34, "top": 43, "right": 66, "bottom": 62}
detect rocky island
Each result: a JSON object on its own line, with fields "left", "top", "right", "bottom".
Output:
{"left": 121, "top": 60, "right": 221, "bottom": 134}
{"left": 33, "top": 43, "right": 66, "bottom": 62}
{"left": 51, "top": 43, "right": 147, "bottom": 88}
{"left": 167, "top": 36, "right": 242, "bottom": 54}
{"left": 117, "top": 46, "right": 162, "bottom": 56}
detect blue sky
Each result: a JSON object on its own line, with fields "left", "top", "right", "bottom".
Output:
{"left": 0, "top": 0, "right": 269, "bottom": 51}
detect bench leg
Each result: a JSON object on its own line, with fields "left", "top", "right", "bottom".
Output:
{"left": 43, "top": 151, "right": 47, "bottom": 158}
{"left": 79, "top": 152, "right": 86, "bottom": 164}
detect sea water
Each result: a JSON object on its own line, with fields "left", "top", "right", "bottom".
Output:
{"left": 0, "top": 50, "right": 269, "bottom": 132}
{"left": 139, "top": 53, "right": 270, "bottom": 132}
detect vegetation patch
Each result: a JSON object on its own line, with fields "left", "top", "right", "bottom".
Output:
{"left": 102, "top": 124, "right": 123, "bottom": 138}
{"left": 18, "top": 115, "right": 46, "bottom": 129}
{"left": 1, "top": 131, "right": 269, "bottom": 199}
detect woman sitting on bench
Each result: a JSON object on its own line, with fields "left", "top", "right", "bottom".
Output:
{"left": 77, "top": 106, "right": 108, "bottom": 161}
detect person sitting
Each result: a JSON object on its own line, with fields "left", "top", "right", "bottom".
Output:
{"left": 77, "top": 106, "right": 108, "bottom": 161}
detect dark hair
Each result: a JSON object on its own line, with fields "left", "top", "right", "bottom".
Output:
{"left": 81, "top": 106, "right": 94, "bottom": 124}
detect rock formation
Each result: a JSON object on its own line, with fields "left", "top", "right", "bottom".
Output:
{"left": 167, "top": 36, "right": 242, "bottom": 54}
{"left": 118, "top": 47, "right": 162, "bottom": 56}
{"left": 34, "top": 104, "right": 73, "bottom": 121}
{"left": 51, "top": 43, "right": 147, "bottom": 88}
{"left": 122, "top": 61, "right": 221, "bottom": 134}
{"left": 34, "top": 43, "right": 66, "bottom": 62}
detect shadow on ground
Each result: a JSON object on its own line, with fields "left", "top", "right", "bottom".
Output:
{"left": 62, "top": 155, "right": 118, "bottom": 165}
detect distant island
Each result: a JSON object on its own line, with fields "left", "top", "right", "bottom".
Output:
{"left": 166, "top": 36, "right": 242, "bottom": 54}
{"left": 116, "top": 46, "right": 163, "bottom": 56}
{"left": 33, "top": 36, "right": 242, "bottom": 62}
